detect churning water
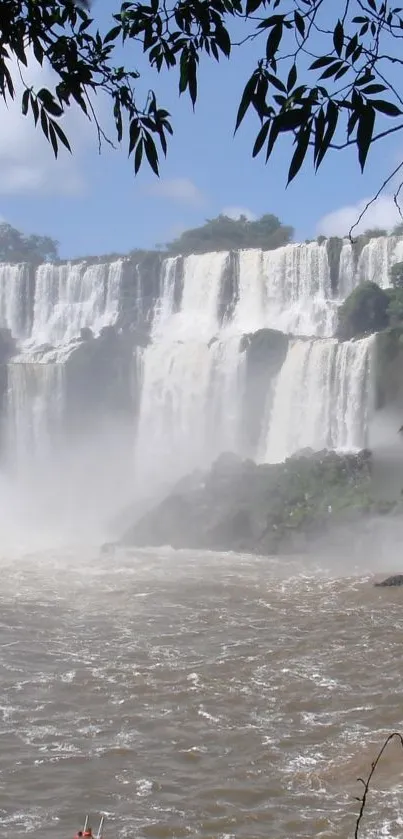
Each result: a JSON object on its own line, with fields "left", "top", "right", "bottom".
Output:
{"left": 1, "top": 546, "right": 403, "bottom": 838}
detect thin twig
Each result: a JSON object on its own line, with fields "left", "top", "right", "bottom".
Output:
{"left": 354, "top": 732, "right": 403, "bottom": 839}
{"left": 349, "top": 160, "right": 403, "bottom": 241}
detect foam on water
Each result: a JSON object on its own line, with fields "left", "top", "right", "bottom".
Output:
{"left": 0, "top": 547, "right": 401, "bottom": 837}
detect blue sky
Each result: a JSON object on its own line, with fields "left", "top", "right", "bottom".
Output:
{"left": 1, "top": 0, "right": 403, "bottom": 259}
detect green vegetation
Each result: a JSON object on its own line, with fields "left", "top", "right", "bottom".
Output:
{"left": 166, "top": 214, "right": 293, "bottom": 256}
{"left": 122, "top": 449, "right": 376, "bottom": 554}
{"left": 3, "top": 1, "right": 403, "bottom": 186}
{"left": 389, "top": 261, "right": 403, "bottom": 289}
{"left": 0, "top": 223, "right": 58, "bottom": 264}
{"left": 337, "top": 282, "right": 390, "bottom": 341}
{"left": 360, "top": 228, "right": 387, "bottom": 238}
{"left": 337, "top": 257, "right": 403, "bottom": 340}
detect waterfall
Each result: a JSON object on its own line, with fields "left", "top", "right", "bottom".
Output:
{"left": 338, "top": 242, "right": 355, "bottom": 299}
{"left": 230, "top": 243, "right": 336, "bottom": 336}
{"left": 30, "top": 260, "right": 123, "bottom": 346}
{"left": 357, "top": 237, "right": 393, "bottom": 288}
{"left": 0, "top": 236, "right": 395, "bottom": 491}
{"left": 135, "top": 252, "right": 245, "bottom": 485}
{"left": 263, "top": 336, "right": 374, "bottom": 463}
{"left": 6, "top": 352, "right": 66, "bottom": 472}
{"left": 0, "top": 264, "right": 32, "bottom": 339}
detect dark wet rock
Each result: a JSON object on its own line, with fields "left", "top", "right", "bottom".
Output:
{"left": 240, "top": 328, "right": 289, "bottom": 455}
{"left": 374, "top": 574, "right": 403, "bottom": 587}
{"left": 122, "top": 448, "right": 376, "bottom": 555}
{"left": 63, "top": 327, "right": 138, "bottom": 436}
{"left": 100, "top": 542, "right": 117, "bottom": 555}
{"left": 0, "top": 328, "right": 16, "bottom": 361}
{"left": 80, "top": 327, "right": 94, "bottom": 341}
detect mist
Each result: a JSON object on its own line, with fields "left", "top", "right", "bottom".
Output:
{"left": 1, "top": 238, "right": 403, "bottom": 570}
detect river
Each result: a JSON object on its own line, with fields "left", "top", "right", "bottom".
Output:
{"left": 1, "top": 546, "right": 403, "bottom": 838}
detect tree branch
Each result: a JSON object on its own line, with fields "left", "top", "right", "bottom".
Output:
{"left": 354, "top": 732, "right": 403, "bottom": 839}
{"left": 349, "top": 159, "right": 403, "bottom": 241}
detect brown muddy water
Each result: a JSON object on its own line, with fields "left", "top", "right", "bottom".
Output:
{"left": 1, "top": 545, "right": 403, "bottom": 838}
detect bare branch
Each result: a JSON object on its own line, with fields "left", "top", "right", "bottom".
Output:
{"left": 354, "top": 733, "right": 403, "bottom": 839}
{"left": 349, "top": 160, "right": 403, "bottom": 241}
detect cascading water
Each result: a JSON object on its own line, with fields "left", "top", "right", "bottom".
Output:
{"left": 263, "top": 336, "right": 374, "bottom": 463}
{"left": 0, "top": 237, "right": 397, "bottom": 492}
{"left": 30, "top": 260, "right": 123, "bottom": 346}
{"left": 134, "top": 252, "right": 246, "bottom": 485}
{"left": 232, "top": 243, "right": 336, "bottom": 336}
{"left": 6, "top": 353, "right": 66, "bottom": 471}
{"left": 0, "top": 260, "right": 124, "bottom": 470}
{"left": 0, "top": 263, "right": 32, "bottom": 339}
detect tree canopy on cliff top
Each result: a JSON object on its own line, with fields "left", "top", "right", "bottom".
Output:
{"left": 167, "top": 213, "right": 293, "bottom": 254}
{"left": 0, "top": 223, "right": 58, "bottom": 263}
{"left": 3, "top": 0, "right": 403, "bottom": 202}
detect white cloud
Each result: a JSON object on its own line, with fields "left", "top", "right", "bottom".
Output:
{"left": 146, "top": 177, "right": 205, "bottom": 205}
{"left": 317, "top": 194, "right": 402, "bottom": 237}
{"left": 221, "top": 205, "right": 256, "bottom": 221}
{"left": 0, "top": 54, "right": 94, "bottom": 196}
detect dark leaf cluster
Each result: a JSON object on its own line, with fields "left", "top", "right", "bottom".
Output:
{"left": 2, "top": 1, "right": 403, "bottom": 180}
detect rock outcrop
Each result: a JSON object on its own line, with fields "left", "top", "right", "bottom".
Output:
{"left": 374, "top": 574, "right": 403, "bottom": 587}
{"left": 122, "top": 448, "right": 375, "bottom": 555}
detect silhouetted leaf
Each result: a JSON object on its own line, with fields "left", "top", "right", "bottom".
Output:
{"left": 357, "top": 106, "right": 375, "bottom": 170}
{"left": 333, "top": 20, "right": 344, "bottom": 56}
{"left": 235, "top": 74, "right": 258, "bottom": 132}
{"left": 187, "top": 55, "right": 197, "bottom": 107}
{"left": 314, "top": 108, "right": 325, "bottom": 165}
{"left": 334, "top": 64, "right": 349, "bottom": 80}
{"left": 267, "top": 73, "right": 286, "bottom": 93}
{"left": 129, "top": 120, "right": 140, "bottom": 155}
{"left": 266, "top": 23, "right": 283, "bottom": 61}
{"left": 40, "top": 107, "right": 49, "bottom": 140}
{"left": 144, "top": 133, "right": 159, "bottom": 175}
{"left": 179, "top": 51, "right": 188, "bottom": 94}
{"left": 21, "top": 88, "right": 29, "bottom": 116}
{"left": 52, "top": 121, "right": 71, "bottom": 153}
{"left": 105, "top": 25, "right": 121, "bottom": 44}
{"left": 362, "top": 83, "right": 387, "bottom": 94}
{"left": 310, "top": 56, "right": 336, "bottom": 69}
{"left": 287, "top": 64, "right": 297, "bottom": 92}
{"left": 347, "top": 109, "right": 360, "bottom": 137}
{"left": 48, "top": 121, "right": 59, "bottom": 158}
{"left": 277, "top": 108, "right": 306, "bottom": 130}
{"left": 356, "top": 72, "right": 375, "bottom": 86}
{"left": 215, "top": 25, "right": 231, "bottom": 57}
{"left": 294, "top": 11, "right": 305, "bottom": 37}
{"left": 315, "top": 101, "right": 338, "bottom": 168}
{"left": 345, "top": 33, "right": 358, "bottom": 60}
{"left": 246, "top": 0, "right": 263, "bottom": 13}
{"left": 30, "top": 94, "right": 39, "bottom": 126}
{"left": 371, "top": 99, "right": 402, "bottom": 115}
{"left": 287, "top": 125, "right": 311, "bottom": 184}
{"left": 134, "top": 138, "right": 143, "bottom": 173}
{"left": 319, "top": 61, "right": 344, "bottom": 79}
{"left": 252, "top": 119, "right": 270, "bottom": 157}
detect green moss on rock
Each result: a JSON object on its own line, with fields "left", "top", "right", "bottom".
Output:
{"left": 337, "top": 281, "right": 390, "bottom": 340}
{"left": 122, "top": 448, "right": 376, "bottom": 555}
